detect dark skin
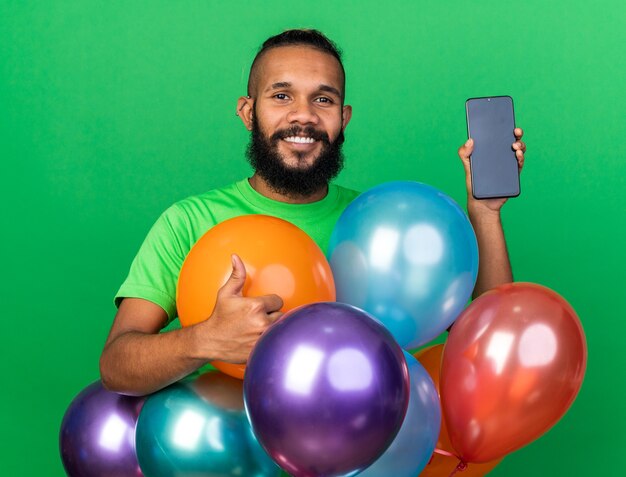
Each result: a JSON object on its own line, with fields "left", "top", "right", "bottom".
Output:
{"left": 238, "top": 46, "right": 352, "bottom": 203}
{"left": 99, "top": 46, "right": 350, "bottom": 396}
{"left": 100, "top": 45, "right": 526, "bottom": 395}
{"left": 459, "top": 132, "right": 526, "bottom": 297}
{"left": 100, "top": 255, "right": 283, "bottom": 396}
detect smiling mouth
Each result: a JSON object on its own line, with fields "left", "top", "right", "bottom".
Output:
{"left": 283, "top": 136, "right": 317, "bottom": 144}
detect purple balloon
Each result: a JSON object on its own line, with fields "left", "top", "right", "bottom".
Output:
{"left": 60, "top": 381, "right": 145, "bottom": 477}
{"left": 244, "top": 302, "right": 409, "bottom": 477}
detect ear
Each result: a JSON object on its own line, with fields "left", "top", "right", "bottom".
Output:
{"left": 236, "top": 96, "right": 254, "bottom": 130}
{"left": 341, "top": 104, "right": 353, "bottom": 131}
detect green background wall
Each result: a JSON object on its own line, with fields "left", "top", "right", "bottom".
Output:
{"left": 1, "top": 1, "right": 624, "bottom": 475}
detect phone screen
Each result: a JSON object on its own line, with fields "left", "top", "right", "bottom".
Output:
{"left": 466, "top": 96, "right": 520, "bottom": 199}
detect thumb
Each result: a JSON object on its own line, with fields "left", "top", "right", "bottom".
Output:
{"left": 458, "top": 138, "right": 473, "bottom": 168}
{"left": 219, "top": 254, "right": 247, "bottom": 297}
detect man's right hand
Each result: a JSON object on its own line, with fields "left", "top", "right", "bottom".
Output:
{"left": 100, "top": 254, "right": 283, "bottom": 396}
{"left": 201, "top": 254, "right": 284, "bottom": 364}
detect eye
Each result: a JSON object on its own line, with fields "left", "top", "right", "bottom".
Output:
{"left": 273, "top": 93, "right": 290, "bottom": 101}
{"left": 315, "top": 96, "right": 333, "bottom": 104}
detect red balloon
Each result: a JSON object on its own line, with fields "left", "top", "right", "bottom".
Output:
{"left": 414, "top": 345, "right": 502, "bottom": 477}
{"left": 440, "top": 283, "right": 587, "bottom": 463}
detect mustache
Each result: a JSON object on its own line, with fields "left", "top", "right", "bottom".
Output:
{"left": 270, "top": 126, "right": 330, "bottom": 144}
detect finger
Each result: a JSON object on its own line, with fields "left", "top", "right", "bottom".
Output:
{"left": 458, "top": 138, "right": 474, "bottom": 161}
{"left": 267, "top": 311, "right": 284, "bottom": 324}
{"left": 258, "top": 293, "right": 284, "bottom": 313}
{"left": 219, "top": 254, "right": 247, "bottom": 297}
{"left": 512, "top": 141, "right": 526, "bottom": 152}
{"left": 514, "top": 127, "right": 524, "bottom": 139}
{"left": 516, "top": 149, "right": 525, "bottom": 170}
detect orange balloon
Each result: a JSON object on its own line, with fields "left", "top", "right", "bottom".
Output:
{"left": 415, "top": 345, "right": 502, "bottom": 477}
{"left": 191, "top": 371, "right": 245, "bottom": 411}
{"left": 177, "top": 215, "right": 336, "bottom": 379}
{"left": 440, "top": 283, "right": 587, "bottom": 463}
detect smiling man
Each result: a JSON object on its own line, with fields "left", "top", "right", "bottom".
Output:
{"left": 241, "top": 38, "right": 351, "bottom": 200}
{"left": 99, "top": 29, "right": 526, "bottom": 396}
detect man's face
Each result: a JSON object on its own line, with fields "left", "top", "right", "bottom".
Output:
{"left": 243, "top": 45, "right": 352, "bottom": 196}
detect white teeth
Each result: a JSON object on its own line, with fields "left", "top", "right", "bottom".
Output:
{"left": 284, "top": 136, "right": 315, "bottom": 144}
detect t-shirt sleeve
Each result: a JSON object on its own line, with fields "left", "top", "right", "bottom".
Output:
{"left": 114, "top": 205, "right": 189, "bottom": 323}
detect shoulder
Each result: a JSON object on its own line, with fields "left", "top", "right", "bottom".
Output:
{"left": 164, "top": 181, "right": 244, "bottom": 221}
{"left": 330, "top": 183, "right": 362, "bottom": 204}
{"left": 172, "top": 181, "right": 241, "bottom": 211}
{"left": 156, "top": 180, "right": 250, "bottom": 248}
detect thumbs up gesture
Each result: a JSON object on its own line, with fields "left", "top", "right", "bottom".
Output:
{"left": 202, "top": 254, "right": 284, "bottom": 363}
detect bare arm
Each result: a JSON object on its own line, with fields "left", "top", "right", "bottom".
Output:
{"left": 467, "top": 209, "right": 513, "bottom": 298}
{"left": 99, "top": 254, "right": 283, "bottom": 396}
{"left": 457, "top": 128, "right": 526, "bottom": 298}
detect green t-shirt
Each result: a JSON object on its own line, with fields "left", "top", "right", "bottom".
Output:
{"left": 115, "top": 178, "right": 360, "bottom": 323}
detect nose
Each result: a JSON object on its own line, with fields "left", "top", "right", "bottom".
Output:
{"left": 286, "top": 99, "right": 319, "bottom": 125}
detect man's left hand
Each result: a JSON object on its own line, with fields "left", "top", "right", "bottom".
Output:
{"left": 458, "top": 127, "right": 526, "bottom": 215}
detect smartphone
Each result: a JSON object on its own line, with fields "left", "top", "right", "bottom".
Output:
{"left": 465, "top": 96, "right": 520, "bottom": 199}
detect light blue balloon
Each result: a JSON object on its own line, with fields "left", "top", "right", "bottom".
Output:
{"left": 328, "top": 181, "right": 478, "bottom": 348}
{"left": 358, "top": 352, "right": 441, "bottom": 477}
{"left": 135, "top": 371, "right": 280, "bottom": 477}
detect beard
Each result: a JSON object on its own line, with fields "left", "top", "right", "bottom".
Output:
{"left": 246, "top": 116, "right": 345, "bottom": 197}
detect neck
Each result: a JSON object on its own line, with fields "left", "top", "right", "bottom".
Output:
{"left": 248, "top": 174, "right": 329, "bottom": 204}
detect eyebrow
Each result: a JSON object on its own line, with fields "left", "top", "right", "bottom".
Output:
{"left": 265, "top": 81, "right": 342, "bottom": 98}
{"left": 319, "top": 84, "right": 342, "bottom": 98}
{"left": 266, "top": 82, "right": 291, "bottom": 91}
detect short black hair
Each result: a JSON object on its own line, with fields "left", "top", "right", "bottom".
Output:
{"left": 247, "top": 29, "right": 345, "bottom": 98}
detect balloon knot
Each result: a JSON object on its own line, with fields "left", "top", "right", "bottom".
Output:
{"left": 448, "top": 461, "right": 468, "bottom": 476}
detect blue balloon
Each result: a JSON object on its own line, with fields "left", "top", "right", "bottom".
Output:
{"left": 328, "top": 181, "right": 478, "bottom": 348}
{"left": 359, "top": 352, "right": 441, "bottom": 477}
{"left": 135, "top": 371, "right": 280, "bottom": 477}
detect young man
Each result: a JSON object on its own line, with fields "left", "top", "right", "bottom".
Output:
{"left": 100, "top": 29, "right": 526, "bottom": 396}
